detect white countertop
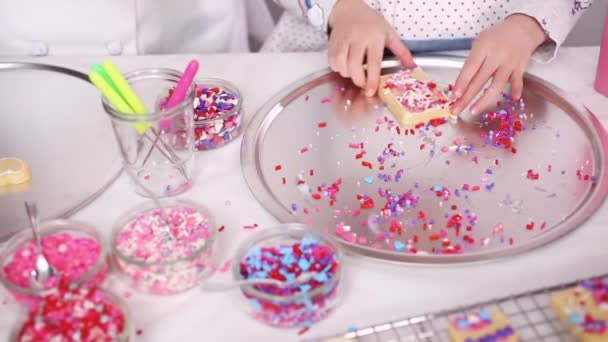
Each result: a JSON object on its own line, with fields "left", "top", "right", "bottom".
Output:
{"left": 1, "top": 47, "right": 607, "bottom": 342}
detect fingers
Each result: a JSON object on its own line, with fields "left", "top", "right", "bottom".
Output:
{"left": 328, "top": 33, "right": 350, "bottom": 78}
{"left": 364, "top": 42, "right": 384, "bottom": 96}
{"left": 386, "top": 31, "right": 415, "bottom": 68}
{"left": 452, "top": 59, "right": 496, "bottom": 115}
{"left": 470, "top": 69, "right": 510, "bottom": 114}
{"left": 509, "top": 70, "right": 524, "bottom": 100}
{"left": 454, "top": 47, "right": 485, "bottom": 99}
{"left": 348, "top": 43, "right": 367, "bottom": 88}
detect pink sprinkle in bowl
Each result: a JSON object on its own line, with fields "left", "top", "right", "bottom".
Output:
{"left": 0, "top": 219, "right": 110, "bottom": 308}
{"left": 111, "top": 198, "right": 217, "bottom": 295}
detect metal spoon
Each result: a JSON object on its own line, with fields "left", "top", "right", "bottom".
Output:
{"left": 202, "top": 272, "right": 317, "bottom": 292}
{"left": 24, "top": 202, "right": 58, "bottom": 289}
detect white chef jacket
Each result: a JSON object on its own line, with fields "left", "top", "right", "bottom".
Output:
{"left": 0, "top": 0, "right": 275, "bottom": 56}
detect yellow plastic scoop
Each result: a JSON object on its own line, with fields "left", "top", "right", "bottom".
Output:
{"left": 0, "top": 158, "right": 32, "bottom": 187}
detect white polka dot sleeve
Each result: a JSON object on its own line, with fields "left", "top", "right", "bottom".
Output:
{"left": 263, "top": 0, "right": 594, "bottom": 59}
{"left": 510, "top": 0, "right": 594, "bottom": 62}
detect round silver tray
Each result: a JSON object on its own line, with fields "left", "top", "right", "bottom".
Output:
{"left": 241, "top": 57, "right": 608, "bottom": 264}
{"left": 0, "top": 62, "right": 122, "bottom": 241}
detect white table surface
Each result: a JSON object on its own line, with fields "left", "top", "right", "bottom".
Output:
{"left": 1, "top": 47, "right": 607, "bottom": 342}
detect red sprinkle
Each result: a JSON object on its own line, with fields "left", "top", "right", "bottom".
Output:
{"left": 282, "top": 177, "right": 286, "bottom": 185}
{"left": 298, "top": 327, "right": 310, "bottom": 335}
{"left": 243, "top": 224, "right": 259, "bottom": 230}
{"left": 137, "top": 329, "right": 143, "bottom": 336}
{"left": 218, "top": 225, "right": 225, "bottom": 232}
{"left": 361, "top": 161, "right": 373, "bottom": 169}
{"left": 310, "top": 169, "right": 314, "bottom": 176}
{"left": 527, "top": 169, "right": 540, "bottom": 180}
{"left": 321, "top": 97, "right": 331, "bottom": 103}
{"left": 275, "top": 165, "right": 282, "bottom": 171}
{"left": 526, "top": 222, "right": 535, "bottom": 230}
{"left": 318, "top": 122, "right": 327, "bottom": 128}
{"left": 420, "top": 144, "right": 426, "bottom": 150}
{"left": 312, "top": 194, "right": 322, "bottom": 200}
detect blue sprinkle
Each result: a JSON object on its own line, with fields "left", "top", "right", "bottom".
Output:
{"left": 299, "top": 284, "right": 312, "bottom": 293}
{"left": 254, "top": 271, "right": 268, "bottom": 279}
{"left": 249, "top": 299, "right": 262, "bottom": 312}
{"left": 479, "top": 311, "right": 491, "bottom": 320}
{"left": 313, "top": 272, "right": 328, "bottom": 282}
{"left": 281, "top": 254, "right": 295, "bottom": 267}
{"left": 364, "top": 176, "right": 374, "bottom": 185}
{"left": 301, "top": 237, "right": 318, "bottom": 247}
{"left": 298, "top": 258, "right": 311, "bottom": 271}
{"left": 568, "top": 313, "right": 582, "bottom": 325}
{"left": 394, "top": 240, "right": 405, "bottom": 251}
{"left": 457, "top": 319, "right": 469, "bottom": 329}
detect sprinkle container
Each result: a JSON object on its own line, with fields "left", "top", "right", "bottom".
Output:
{"left": 232, "top": 223, "right": 343, "bottom": 329}
{"left": 160, "top": 78, "right": 243, "bottom": 151}
{"left": 13, "top": 283, "right": 133, "bottom": 342}
{"left": 0, "top": 220, "right": 109, "bottom": 308}
{"left": 112, "top": 199, "right": 216, "bottom": 295}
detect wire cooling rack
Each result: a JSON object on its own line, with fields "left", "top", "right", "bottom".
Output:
{"left": 314, "top": 273, "right": 608, "bottom": 342}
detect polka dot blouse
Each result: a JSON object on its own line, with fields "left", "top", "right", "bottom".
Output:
{"left": 262, "top": 0, "right": 594, "bottom": 62}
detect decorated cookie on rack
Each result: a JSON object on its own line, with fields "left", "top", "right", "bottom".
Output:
{"left": 378, "top": 67, "right": 454, "bottom": 127}
{"left": 551, "top": 277, "right": 608, "bottom": 341}
{"left": 448, "top": 310, "right": 518, "bottom": 342}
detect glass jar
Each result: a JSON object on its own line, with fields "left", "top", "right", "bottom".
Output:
{"left": 190, "top": 78, "right": 243, "bottom": 151}
{"left": 112, "top": 198, "right": 217, "bottom": 295}
{"left": 102, "top": 68, "right": 195, "bottom": 198}
{"left": 0, "top": 220, "right": 109, "bottom": 309}
{"left": 12, "top": 286, "right": 133, "bottom": 341}
{"left": 232, "top": 223, "right": 344, "bottom": 329}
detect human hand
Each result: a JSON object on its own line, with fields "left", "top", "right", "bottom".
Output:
{"left": 327, "top": 0, "right": 416, "bottom": 97}
{"left": 451, "top": 14, "right": 547, "bottom": 115}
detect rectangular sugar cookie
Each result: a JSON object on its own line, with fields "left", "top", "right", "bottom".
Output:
{"left": 551, "top": 278, "right": 608, "bottom": 341}
{"left": 448, "top": 310, "right": 518, "bottom": 342}
{"left": 378, "top": 67, "right": 453, "bottom": 127}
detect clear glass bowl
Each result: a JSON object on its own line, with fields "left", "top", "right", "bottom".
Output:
{"left": 112, "top": 198, "right": 217, "bottom": 295}
{"left": 12, "top": 287, "right": 133, "bottom": 341}
{"left": 156, "top": 77, "right": 243, "bottom": 151}
{"left": 0, "top": 219, "right": 109, "bottom": 309}
{"left": 232, "top": 223, "right": 344, "bottom": 329}
{"left": 191, "top": 78, "right": 243, "bottom": 151}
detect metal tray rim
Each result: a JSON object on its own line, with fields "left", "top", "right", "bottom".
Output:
{"left": 241, "top": 56, "right": 608, "bottom": 264}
